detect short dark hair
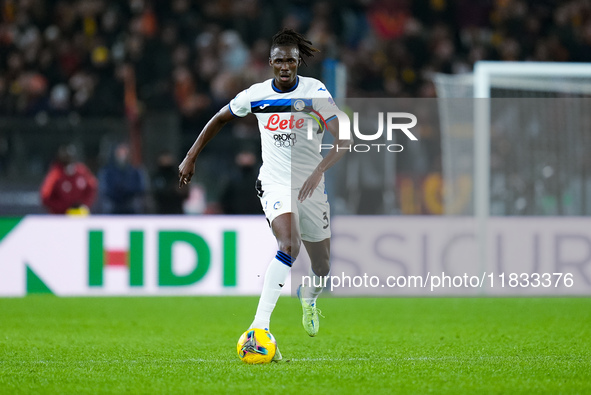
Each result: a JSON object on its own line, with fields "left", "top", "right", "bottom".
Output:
{"left": 271, "top": 28, "right": 320, "bottom": 66}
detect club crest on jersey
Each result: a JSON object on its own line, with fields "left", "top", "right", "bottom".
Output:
{"left": 293, "top": 99, "right": 306, "bottom": 111}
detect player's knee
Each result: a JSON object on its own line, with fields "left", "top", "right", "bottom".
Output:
{"left": 312, "top": 259, "right": 330, "bottom": 277}
{"left": 278, "top": 237, "right": 301, "bottom": 259}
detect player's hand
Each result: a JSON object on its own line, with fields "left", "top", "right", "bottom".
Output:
{"left": 178, "top": 156, "right": 196, "bottom": 188}
{"left": 298, "top": 168, "right": 323, "bottom": 202}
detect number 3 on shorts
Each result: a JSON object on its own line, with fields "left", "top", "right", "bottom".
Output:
{"left": 322, "top": 211, "right": 329, "bottom": 229}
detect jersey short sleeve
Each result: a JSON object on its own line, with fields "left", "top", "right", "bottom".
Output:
{"left": 229, "top": 89, "right": 251, "bottom": 117}
{"left": 313, "top": 83, "right": 339, "bottom": 122}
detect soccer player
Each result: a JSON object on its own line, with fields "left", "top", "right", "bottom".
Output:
{"left": 178, "top": 28, "right": 351, "bottom": 361}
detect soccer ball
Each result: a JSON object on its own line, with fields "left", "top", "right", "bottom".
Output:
{"left": 236, "top": 328, "right": 277, "bottom": 364}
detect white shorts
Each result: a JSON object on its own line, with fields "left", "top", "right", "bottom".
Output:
{"left": 256, "top": 180, "right": 331, "bottom": 242}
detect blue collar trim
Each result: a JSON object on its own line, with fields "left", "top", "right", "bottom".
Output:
{"left": 272, "top": 76, "right": 299, "bottom": 93}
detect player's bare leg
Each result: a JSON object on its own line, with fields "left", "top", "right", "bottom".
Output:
{"left": 297, "top": 238, "right": 330, "bottom": 336}
{"left": 250, "top": 212, "right": 300, "bottom": 361}
{"left": 303, "top": 238, "right": 330, "bottom": 277}
{"left": 273, "top": 212, "right": 301, "bottom": 259}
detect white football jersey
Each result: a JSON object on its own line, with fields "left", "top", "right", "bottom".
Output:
{"left": 229, "top": 76, "right": 339, "bottom": 189}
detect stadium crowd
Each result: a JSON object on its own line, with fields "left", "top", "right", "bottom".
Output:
{"left": 2, "top": 0, "right": 591, "bottom": 119}
{"left": 1, "top": 0, "right": 591, "bottom": 214}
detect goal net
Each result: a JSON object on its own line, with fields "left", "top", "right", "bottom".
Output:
{"left": 433, "top": 62, "right": 591, "bottom": 217}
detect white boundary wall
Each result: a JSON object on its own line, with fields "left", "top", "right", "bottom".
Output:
{"left": 1, "top": 216, "right": 590, "bottom": 296}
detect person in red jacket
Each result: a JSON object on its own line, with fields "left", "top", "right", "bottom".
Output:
{"left": 40, "top": 144, "right": 98, "bottom": 214}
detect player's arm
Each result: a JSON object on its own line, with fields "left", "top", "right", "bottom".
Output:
{"left": 178, "top": 105, "right": 235, "bottom": 188}
{"left": 298, "top": 117, "right": 353, "bottom": 202}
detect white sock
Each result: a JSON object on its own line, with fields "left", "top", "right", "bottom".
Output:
{"left": 250, "top": 251, "right": 293, "bottom": 330}
{"left": 302, "top": 268, "right": 328, "bottom": 306}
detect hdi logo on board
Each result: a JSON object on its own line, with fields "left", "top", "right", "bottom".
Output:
{"left": 88, "top": 230, "right": 238, "bottom": 287}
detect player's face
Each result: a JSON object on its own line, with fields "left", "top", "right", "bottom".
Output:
{"left": 269, "top": 45, "right": 300, "bottom": 90}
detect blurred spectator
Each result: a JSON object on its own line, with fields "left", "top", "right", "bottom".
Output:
{"left": 40, "top": 144, "right": 98, "bottom": 214}
{"left": 151, "top": 150, "right": 188, "bottom": 214}
{"left": 48, "top": 84, "right": 70, "bottom": 115}
{"left": 220, "top": 149, "right": 262, "bottom": 215}
{"left": 98, "top": 142, "right": 146, "bottom": 214}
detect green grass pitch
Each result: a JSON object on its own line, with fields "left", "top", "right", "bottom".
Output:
{"left": 1, "top": 296, "right": 590, "bottom": 394}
